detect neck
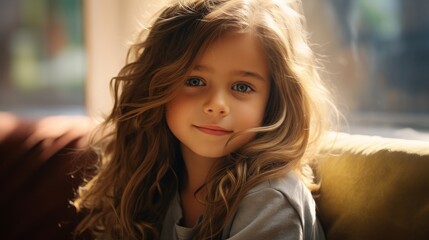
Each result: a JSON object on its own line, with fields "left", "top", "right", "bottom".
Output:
{"left": 180, "top": 145, "right": 220, "bottom": 194}
{"left": 178, "top": 145, "right": 224, "bottom": 227}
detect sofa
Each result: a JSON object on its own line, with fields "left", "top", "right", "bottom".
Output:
{"left": 316, "top": 132, "right": 429, "bottom": 240}
{"left": 0, "top": 113, "right": 94, "bottom": 240}
{"left": 1, "top": 112, "right": 428, "bottom": 240}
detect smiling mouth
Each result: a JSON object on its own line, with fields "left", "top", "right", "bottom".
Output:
{"left": 194, "top": 125, "right": 233, "bottom": 136}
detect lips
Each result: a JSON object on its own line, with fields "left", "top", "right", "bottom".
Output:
{"left": 194, "top": 125, "right": 233, "bottom": 136}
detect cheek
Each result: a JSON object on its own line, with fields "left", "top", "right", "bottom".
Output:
{"left": 226, "top": 103, "right": 266, "bottom": 152}
{"left": 166, "top": 95, "right": 192, "bottom": 131}
{"left": 166, "top": 100, "right": 181, "bottom": 131}
{"left": 234, "top": 99, "right": 267, "bottom": 129}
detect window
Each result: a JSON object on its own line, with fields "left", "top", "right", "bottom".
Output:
{"left": 0, "top": 0, "right": 85, "bottom": 117}
{"left": 303, "top": 0, "right": 429, "bottom": 140}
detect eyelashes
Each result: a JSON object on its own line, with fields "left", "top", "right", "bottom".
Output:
{"left": 185, "top": 77, "right": 254, "bottom": 93}
{"left": 232, "top": 83, "right": 253, "bottom": 93}
{"left": 185, "top": 77, "right": 206, "bottom": 87}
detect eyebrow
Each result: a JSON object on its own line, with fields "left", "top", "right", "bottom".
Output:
{"left": 193, "top": 64, "right": 266, "bottom": 81}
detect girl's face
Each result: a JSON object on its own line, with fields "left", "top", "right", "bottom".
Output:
{"left": 166, "top": 32, "right": 270, "bottom": 161}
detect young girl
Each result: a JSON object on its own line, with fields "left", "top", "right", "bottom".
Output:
{"left": 75, "top": 0, "right": 336, "bottom": 239}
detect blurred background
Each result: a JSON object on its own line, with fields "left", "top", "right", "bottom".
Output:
{"left": 0, "top": 0, "right": 428, "bottom": 141}
{"left": 0, "top": 0, "right": 84, "bottom": 116}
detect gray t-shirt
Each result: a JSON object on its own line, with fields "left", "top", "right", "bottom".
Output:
{"left": 160, "top": 171, "right": 325, "bottom": 240}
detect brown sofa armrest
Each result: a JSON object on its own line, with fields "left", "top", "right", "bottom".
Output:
{"left": 0, "top": 113, "right": 95, "bottom": 240}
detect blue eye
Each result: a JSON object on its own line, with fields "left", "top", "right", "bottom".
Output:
{"left": 185, "top": 77, "right": 205, "bottom": 87}
{"left": 232, "top": 83, "right": 253, "bottom": 93}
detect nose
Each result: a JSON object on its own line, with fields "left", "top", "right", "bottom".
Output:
{"left": 203, "top": 91, "right": 230, "bottom": 117}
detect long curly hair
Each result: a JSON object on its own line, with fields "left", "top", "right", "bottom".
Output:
{"left": 74, "top": 0, "right": 337, "bottom": 239}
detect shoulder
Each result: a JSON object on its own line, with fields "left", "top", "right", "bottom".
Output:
{"left": 248, "top": 170, "right": 311, "bottom": 199}
{"left": 248, "top": 171, "right": 316, "bottom": 217}
{"left": 243, "top": 171, "right": 317, "bottom": 226}
{"left": 223, "top": 171, "right": 325, "bottom": 240}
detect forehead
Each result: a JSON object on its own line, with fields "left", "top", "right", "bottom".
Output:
{"left": 194, "top": 32, "right": 270, "bottom": 80}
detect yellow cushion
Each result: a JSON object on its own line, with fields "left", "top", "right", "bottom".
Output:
{"left": 317, "top": 133, "right": 429, "bottom": 240}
